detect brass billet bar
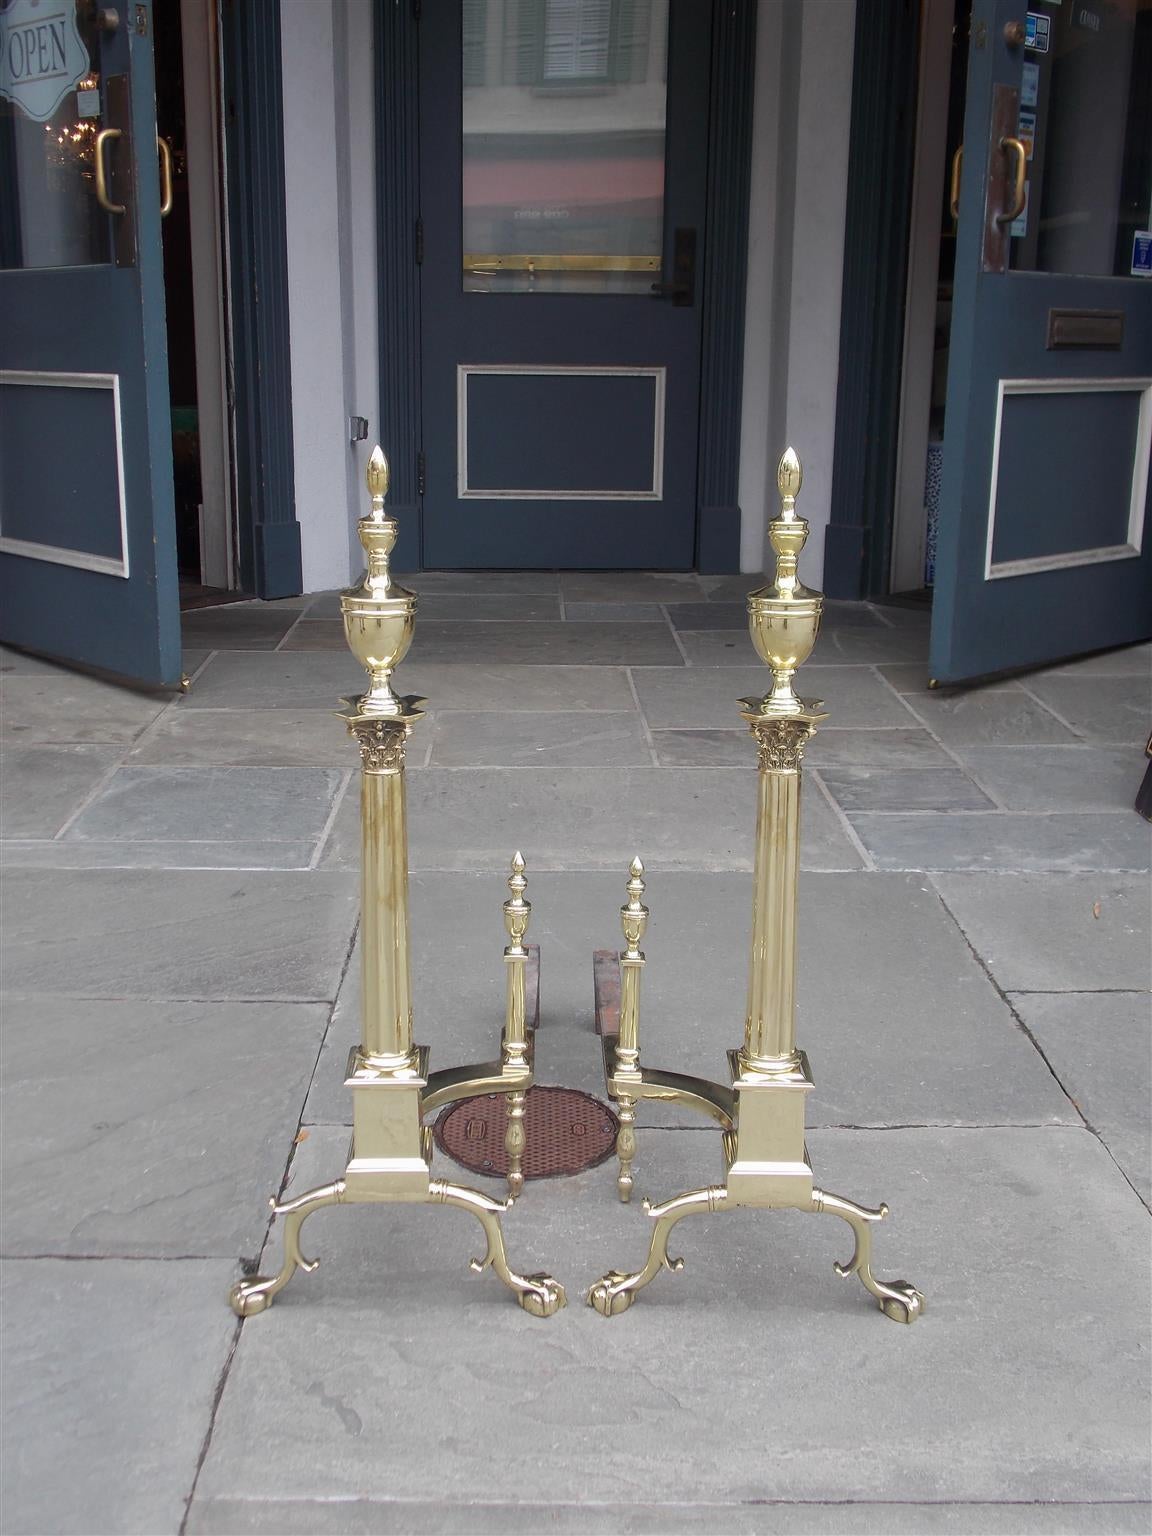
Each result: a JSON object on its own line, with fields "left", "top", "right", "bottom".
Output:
{"left": 502, "top": 853, "right": 531, "bottom": 1068}
{"left": 502, "top": 853, "right": 531, "bottom": 1199}
{"left": 228, "top": 447, "right": 564, "bottom": 1319}
{"left": 589, "top": 448, "right": 922, "bottom": 1323}
{"left": 613, "top": 857, "right": 647, "bottom": 1201}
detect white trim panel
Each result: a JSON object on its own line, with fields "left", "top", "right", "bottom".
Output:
{"left": 456, "top": 364, "right": 666, "bottom": 501}
{"left": 984, "top": 376, "right": 1151, "bottom": 581}
{"left": 0, "top": 369, "right": 131, "bottom": 579}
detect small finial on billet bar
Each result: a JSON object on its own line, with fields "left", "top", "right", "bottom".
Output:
{"left": 621, "top": 857, "right": 648, "bottom": 958}
{"left": 366, "top": 446, "right": 390, "bottom": 520}
{"left": 504, "top": 852, "right": 530, "bottom": 945}
{"left": 776, "top": 446, "right": 802, "bottom": 511}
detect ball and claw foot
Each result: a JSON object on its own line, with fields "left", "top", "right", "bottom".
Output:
{"left": 812, "top": 1188, "right": 925, "bottom": 1324}
{"left": 228, "top": 1180, "right": 346, "bottom": 1317}
{"left": 431, "top": 1179, "right": 567, "bottom": 1316}
{"left": 587, "top": 1186, "right": 722, "bottom": 1317}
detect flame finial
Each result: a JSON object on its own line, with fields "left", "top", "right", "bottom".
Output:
{"left": 366, "top": 446, "right": 390, "bottom": 521}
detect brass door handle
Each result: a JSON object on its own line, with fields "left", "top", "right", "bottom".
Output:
{"left": 94, "top": 126, "right": 124, "bottom": 214}
{"left": 996, "top": 136, "right": 1027, "bottom": 225}
{"left": 157, "top": 135, "right": 173, "bottom": 217}
{"left": 949, "top": 145, "right": 963, "bottom": 222}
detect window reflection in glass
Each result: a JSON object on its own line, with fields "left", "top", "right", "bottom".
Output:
{"left": 462, "top": 0, "right": 669, "bottom": 294}
{"left": 0, "top": 0, "right": 108, "bottom": 271}
{"left": 1011, "top": 0, "right": 1152, "bottom": 278}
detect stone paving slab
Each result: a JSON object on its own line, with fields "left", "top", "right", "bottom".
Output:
{"left": 398, "top": 620, "right": 686, "bottom": 667}
{"left": 303, "top": 872, "right": 1073, "bottom": 1132}
{"left": 186, "top": 1497, "right": 1152, "bottom": 1535}
{"left": 181, "top": 607, "right": 301, "bottom": 650}
{"left": 676, "top": 628, "right": 931, "bottom": 668}
{"left": 650, "top": 726, "right": 960, "bottom": 770}
{"left": 561, "top": 572, "right": 706, "bottom": 603}
{"left": 930, "top": 873, "right": 1151, "bottom": 992}
{"left": 1033, "top": 643, "right": 1151, "bottom": 677}
{"left": 1021, "top": 676, "right": 1150, "bottom": 744}
{"left": 1010, "top": 991, "right": 1151, "bottom": 1202}
{"left": 809, "top": 727, "right": 959, "bottom": 769}
{"left": 851, "top": 812, "right": 1150, "bottom": 873}
{"left": 564, "top": 601, "right": 665, "bottom": 622}
{"left": 196, "top": 1125, "right": 1150, "bottom": 1511}
{"left": 0, "top": 743, "right": 119, "bottom": 837}
{"left": 178, "top": 651, "right": 378, "bottom": 708}
{"left": 128, "top": 708, "right": 362, "bottom": 766}
{"left": 0, "top": 869, "right": 358, "bottom": 1000}
{"left": 428, "top": 710, "right": 652, "bottom": 768}
{"left": 631, "top": 667, "right": 917, "bottom": 730}
{"left": 400, "top": 571, "right": 564, "bottom": 595}
{"left": 817, "top": 766, "right": 994, "bottom": 812}
{"left": 0, "top": 838, "right": 321, "bottom": 871}
{"left": 182, "top": 654, "right": 637, "bottom": 712}
{"left": 0, "top": 673, "right": 170, "bottom": 744}
{"left": 411, "top": 594, "right": 563, "bottom": 622}
{"left": 62, "top": 765, "right": 345, "bottom": 846}
{"left": 1, "top": 997, "right": 330, "bottom": 1257}
{"left": 665, "top": 602, "right": 750, "bottom": 630}
{"left": 317, "top": 767, "right": 864, "bottom": 873}
{"left": 950, "top": 745, "right": 1143, "bottom": 813}
{"left": 1, "top": 644, "right": 80, "bottom": 675}
{"left": 649, "top": 728, "right": 760, "bottom": 766}
{"left": 1, "top": 1257, "right": 237, "bottom": 1536}
{"left": 897, "top": 689, "right": 1078, "bottom": 746}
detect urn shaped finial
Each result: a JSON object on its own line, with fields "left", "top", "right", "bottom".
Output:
{"left": 745, "top": 448, "right": 824, "bottom": 716}
{"left": 340, "top": 444, "right": 417, "bottom": 716}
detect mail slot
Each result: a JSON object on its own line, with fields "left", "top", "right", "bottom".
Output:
{"left": 1046, "top": 309, "right": 1125, "bottom": 350}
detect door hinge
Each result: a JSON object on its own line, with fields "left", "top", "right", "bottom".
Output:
{"left": 135, "top": 4, "right": 147, "bottom": 35}
{"left": 417, "top": 451, "right": 426, "bottom": 498}
{"left": 413, "top": 0, "right": 421, "bottom": 17}
{"left": 414, "top": 217, "right": 424, "bottom": 266}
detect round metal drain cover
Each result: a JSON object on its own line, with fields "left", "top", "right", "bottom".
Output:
{"left": 434, "top": 1085, "right": 619, "bottom": 1181}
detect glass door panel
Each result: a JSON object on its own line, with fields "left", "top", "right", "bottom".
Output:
{"left": 0, "top": 0, "right": 112, "bottom": 269}
{"left": 462, "top": 0, "right": 669, "bottom": 294}
{"left": 1009, "top": 0, "right": 1151, "bottom": 277}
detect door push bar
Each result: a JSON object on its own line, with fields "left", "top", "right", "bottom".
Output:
{"left": 93, "top": 129, "right": 174, "bottom": 218}
{"left": 228, "top": 447, "right": 922, "bottom": 1326}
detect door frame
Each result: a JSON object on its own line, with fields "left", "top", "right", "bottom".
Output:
{"left": 219, "top": 0, "right": 300, "bottom": 598}
{"left": 889, "top": 0, "right": 955, "bottom": 596}
{"left": 824, "top": 0, "right": 921, "bottom": 600}
{"left": 179, "top": 0, "right": 233, "bottom": 591}
{"left": 375, "top": 0, "right": 757, "bottom": 574}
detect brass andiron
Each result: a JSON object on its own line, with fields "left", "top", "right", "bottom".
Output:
{"left": 229, "top": 449, "right": 565, "bottom": 1319}
{"left": 589, "top": 449, "right": 924, "bottom": 1323}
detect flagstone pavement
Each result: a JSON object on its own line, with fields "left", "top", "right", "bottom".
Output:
{"left": 1, "top": 572, "right": 1149, "bottom": 1536}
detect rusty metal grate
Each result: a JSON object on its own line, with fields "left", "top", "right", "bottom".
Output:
{"left": 434, "top": 1085, "right": 619, "bottom": 1181}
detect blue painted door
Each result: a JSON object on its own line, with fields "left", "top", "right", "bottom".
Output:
{"left": 418, "top": 0, "right": 711, "bottom": 569}
{"left": 0, "top": 0, "right": 180, "bottom": 686}
{"left": 932, "top": 0, "right": 1152, "bottom": 683}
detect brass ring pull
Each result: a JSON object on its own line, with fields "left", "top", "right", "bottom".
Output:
{"left": 157, "top": 135, "right": 173, "bottom": 217}
{"left": 94, "top": 126, "right": 124, "bottom": 215}
{"left": 997, "top": 136, "right": 1027, "bottom": 225}
{"left": 949, "top": 144, "right": 963, "bottom": 222}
